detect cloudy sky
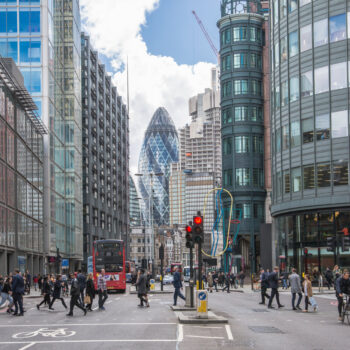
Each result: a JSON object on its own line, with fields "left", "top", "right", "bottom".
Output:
{"left": 80, "top": 0, "right": 220, "bottom": 175}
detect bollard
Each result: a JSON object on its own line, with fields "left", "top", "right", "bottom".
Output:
{"left": 185, "top": 285, "right": 192, "bottom": 307}
{"left": 196, "top": 290, "right": 208, "bottom": 319}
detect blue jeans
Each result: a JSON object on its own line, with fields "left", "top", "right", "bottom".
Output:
{"left": 0, "top": 293, "right": 13, "bottom": 307}
{"left": 282, "top": 279, "right": 288, "bottom": 289}
{"left": 173, "top": 288, "right": 185, "bottom": 306}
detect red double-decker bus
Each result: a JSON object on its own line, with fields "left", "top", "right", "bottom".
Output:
{"left": 92, "top": 239, "right": 126, "bottom": 293}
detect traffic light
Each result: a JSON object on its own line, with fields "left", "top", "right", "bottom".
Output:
{"left": 193, "top": 214, "right": 204, "bottom": 243}
{"left": 185, "top": 224, "right": 194, "bottom": 248}
{"left": 326, "top": 236, "right": 336, "bottom": 252}
{"left": 303, "top": 248, "right": 308, "bottom": 256}
{"left": 342, "top": 236, "right": 350, "bottom": 252}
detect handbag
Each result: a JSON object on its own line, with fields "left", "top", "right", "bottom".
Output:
{"left": 84, "top": 295, "right": 91, "bottom": 304}
{"left": 309, "top": 296, "right": 317, "bottom": 307}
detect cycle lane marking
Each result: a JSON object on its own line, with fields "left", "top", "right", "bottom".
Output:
{"left": 0, "top": 322, "right": 177, "bottom": 327}
{"left": 18, "top": 342, "right": 35, "bottom": 350}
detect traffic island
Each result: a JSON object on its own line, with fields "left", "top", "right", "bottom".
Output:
{"left": 170, "top": 305, "right": 211, "bottom": 311}
{"left": 177, "top": 311, "right": 228, "bottom": 324}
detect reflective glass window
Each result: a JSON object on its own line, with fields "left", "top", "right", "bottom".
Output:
{"left": 281, "top": 80, "right": 288, "bottom": 107}
{"left": 301, "top": 70, "right": 313, "bottom": 97}
{"left": 253, "top": 168, "right": 264, "bottom": 188}
{"left": 234, "top": 80, "right": 249, "bottom": 95}
{"left": 223, "top": 169, "right": 232, "bottom": 186}
{"left": 273, "top": 0, "right": 279, "bottom": 24}
{"left": 302, "top": 118, "right": 314, "bottom": 144}
{"left": 222, "top": 80, "right": 232, "bottom": 97}
{"left": 300, "top": 24, "right": 312, "bottom": 52}
{"left": 20, "top": 8, "right": 40, "bottom": 34}
{"left": 236, "top": 168, "right": 250, "bottom": 186}
{"left": 0, "top": 11, "right": 5, "bottom": 33}
{"left": 251, "top": 106, "right": 262, "bottom": 121}
{"left": 280, "top": 0, "right": 287, "bottom": 19}
{"left": 280, "top": 36, "right": 287, "bottom": 63}
{"left": 314, "top": 66, "right": 329, "bottom": 94}
{"left": 223, "top": 138, "right": 232, "bottom": 155}
{"left": 234, "top": 53, "right": 248, "bottom": 68}
{"left": 221, "top": 28, "right": 231, "bottom": 45}
{"left": 314, "top": 19, "right": 328, "bottom": 47}
{"left": 251, "top": 80, "right": 261, "bottom": 95}
{"left": 276, "top": 171, "right": 282, "bottom": 197}
{"left": 330, "top": 13, "right": 346, "bottom": 43}
{"left": 289, "top": 30, "right": 298, "bottom": 57}
{"left": 333, "top": 161, "right": 348, "bottom": 186}
{"left": 275, "top": 42, "right": 279, "bottom": 67}
{"left": 290, "top": 76, "right": 299, "bottom": 102}
{"left": 234, "top": 106, "right": 248, "bottom": 121}
{"left": 331, "top": 62, "right": 347, "bottom": 90}
{"left": 282, "top": 125, "right": 289, "bottom": 150}
{"left": 5, "top": 39, "right": 18, "bottom": 63}
{"left": 315, "top": 114, "right": 330, "bottom": 141}
{"left": 235, "top": 136, "right": 250, "bottom": 153}
{"left": 233, "top": 27, "right": 247, "bottom": 41}
{"left": 303, "top": 165, "right": 315, "bottom": 190}
{"left": 276, "top": 128, "right": 281, "bottom": 152}
{"left": 7, "top": 9, "right": 17, "bottom": 34}
{"left": 222, "top": 55, "right": 231, "bottom": 72}
{"left": 317, "top": 163, "right": 330, "bottom": 187}
{"left": 252, "top": 135, "right": 263, "bottom": 153}
{"left": 288, "top": 0, "right": 297, "bottom": 13}
{"left": 222, "top": 108, "right": 232, "bottom": 124}
{"left": 292, "top": 167, "right": 301, "bottom": 192}
{"left": 284, "top": 171, "right": 290, "bottom": 193}
{"left": 243, "top": 204, "right": 251, "bottom": 219}
{"left": 250, "top": 27, "right": 261, "bottom": 42}
{"left": 275, "top": 85, "right": 280, "bottom": 109}
{"left": 20, "top": 39, "right": 41, "bottom": 63}
{"left": 331, "top": 110, "right": 348, "bottom": 138}
{"left": 250, "top": 53, "right": 261, "bottom": 69}
{"left": 300, "top": 0, "right": 311, "bottom": 6}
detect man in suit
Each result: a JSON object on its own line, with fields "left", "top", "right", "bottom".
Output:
{"left": 173, "top": 267, "right": 185, "bottom": 306}
{"left": 12, "top": 269, "right": 25, "bottom": 316}
{"left": 289, "top": 268, "right": 302, "bottom": 310}
{"left": 77, "top": 270, "right": 86, "bottom": 305}
{"left": 259, "top": 268, "right": 270, "bottom": 305}
{"left": 267, "top": 266, "right": 284, "bottom": 309}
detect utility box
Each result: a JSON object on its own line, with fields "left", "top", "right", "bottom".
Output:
{"left": 196, "top": 290, "right": 208, "bottom": 318}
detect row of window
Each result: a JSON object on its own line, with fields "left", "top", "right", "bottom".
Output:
{"left": 228, "top": 203, "right": 265, "bottom": 220}
{"left": 273, "top": 13, "right": 349, "bottom": 67}
{"left": 0, "top": 8, "right": 41, "bottom": 34}
{"left": 223, "top": 135, "right": 263, "bottom": 155}
{"left": 0, "top": 38, "right": 41, "bottom": 64}
{"left": 221, "top": 52, "right": 262, "bottom": 72}
{"left": 222, "top": 106, "right": 263, "bottom": 124}
{"left": 273, "top": 62, "right": 350, "bottom": 110}
{"left": 222, "top": 79, "right": 262, "bottom": 98}
{"left": 274, "top": 110, "right": 348, "bottom": 153}
{"left": 221, "top": 26, "right": 262, "bottom": 46}
{"left": 273, "top": 0, "right": 313, "bottom": 25}
{"left": 223, "top": 168, "right": 264, "bottom": 188}
{"left": 274, "top": 161, "right": 349, "bottom": 197}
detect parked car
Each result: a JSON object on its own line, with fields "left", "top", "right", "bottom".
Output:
{"left": 163, "top": 274, "right": 174, "bottom": 285}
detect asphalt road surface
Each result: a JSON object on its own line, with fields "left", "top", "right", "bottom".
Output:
{"left": 0, "top": 286, "right": 348, "bottom": 350}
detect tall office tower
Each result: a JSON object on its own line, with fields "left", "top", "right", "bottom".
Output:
{"left": 138, "top": 107, "right": 179, "bottom": 227}
{"left": 270, "top": 0, "right": 350, "bottom": 272}
{"left": 129, "top": 176, "right": 141, "bottom": 227}
{"left": 81, "top": 33, "right": 130, "bottom": 266}
{"left": 0, "top": 0, "right": 83, "bottom": 271}
{"left": 0, "top": 57, "right": 46, "bottom": 275}
{"left": 218, "top": 0, "right": 269, "bottom": 273}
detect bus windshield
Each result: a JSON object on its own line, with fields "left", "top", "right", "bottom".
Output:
{"left": 95, "top": 242, "right": 123, "bottom": 273}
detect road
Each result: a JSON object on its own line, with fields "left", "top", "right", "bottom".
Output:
{"left": 0, "top": 285, "right": 348, "bottom": 350}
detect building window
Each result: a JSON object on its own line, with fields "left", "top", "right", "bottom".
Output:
{"left": 235, "top": 136, "right": 250, "bottom": 153}
{"left": 280, "top": 36, "right": 287, "bottom": 63}
{"left": 315, "top": 114, "right": 330, "bottom": 141}
{"left": 236, "top": 168, "right": 250, "bottom": 186}
{"left": 303, "top": 165, "right": 315, "bottom": 190}
{"left": 289, "top": 31, "right": 298, "bottom": 57}
{"left": 274, "top": 42, "right": 280, "bottom": 67}
{"left": 331, "top": 62, "right": 347, "bottom": 90}
{"left": 301, "top": 70, "right": 313, "bottom": 97}
{"left": 222, "top": 55, "right": 231, "bottom": 72}
{"left": 20, "top": 8, "right": 40, "bottom": 34}
{"left": 251, "top": 80, "right": 261, "bottom": 96}
{"left": 252, "top": 135, "right": 263, "bottom": 153}
{"left": 330, "top": 13, "right": 346, "bottom": 43}
{"left": 288, "top": 0, "right": 297, "bottom": 13}
{"left": 233, "top": 27, "right": 247, "bottom": 41}
{"left": 243, "top": 203, "right": 251, "bottom": 218}
{"left": 273, "top": 0, "right": 279, "bottom": 24}
{"left": 251, "top": 106, "right": 262, "bottom": 121}
{"left": 234, "top": 80, "right": 249, "bottom": 95}
{"left": 302, "top": 118, "right": 314, "bottom": 144}
{"left": 222, "top": 108, "right": 232, "bottom": 124}
{"left": 233, "top": 53, "right": 248, "bottom": 68}
{"left": 253, "top": 203, "right": 264, "bottom": 219}
{"left": 250, "top": 27, "right": 261, "bottom": 42}
{"left": 223, "top": 138, "right": 232, "bottom": 155}
{"left": 282, "top": 125, "right": 289, "bottom": 150}
{"left": 300, "top": 0, "right": 311, "bottom": 7}
{"left": 331, "top": 110, "right": 348, "bottom": 138}
{"left": 221, "top": 28, "right": 231, "bottom": 45}
{"left": 333, "top": 161, "right": 348, "bottom": 186}
{"left": 276, "top": 128, "right": 281, "bottom": 152}
{"left": 253, "top": 168, "right": 264, "bottom": 188}
{"left": 292, "top": 168, "right": 301, "bottom": 192}
{"left": 280, "top": 0, "right": 287, "bottom": 19}
{"left": 314, "top": 66, "right": 329, "bottom": 94}
{"left": 284, "top": 171, "right": 290, "bottom": 194}
{"left": 317, "top": 163, "right": 330, "bottom": 187}
{"left": 300, "top": 24, "right": 312, "bottom": 52}
{"left": 222, "top": 80, "right": 232, "bottom": 97}
{"left": 275, "top": 85, "right": 280, "bottom": 109}
{"left": 314, "top": 18, "right": 328, "bottom": 47}
{"left": 290, "top": 76, "right": 299, "bottom": 102}
{"left": 281, "top": 80, "right": 288, "bottom": 107}
{"left": 276, "top": 171, "right": 282, "bottom": 197}
{"left": 223, "top": 169, "right": 232, "bottom": 186}
{"left": 234, "top": 106, "right": 248, "bottom": 121}
{"left": 250, "top": 53, "right": 262, "bottom": 69}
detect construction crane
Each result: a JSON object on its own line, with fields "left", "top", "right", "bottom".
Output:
{"left": 192, "top": 10, "right": 220, "bottom": 62}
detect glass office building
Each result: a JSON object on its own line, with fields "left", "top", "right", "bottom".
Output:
{"left": 270, "top": 0, "right": 350, "bottom": 273}
{"left": 0, "top": 0, "right": 83, "bottom": 271}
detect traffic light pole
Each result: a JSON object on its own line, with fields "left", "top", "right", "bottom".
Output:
{"left": 190, "top": 245, "right": 194, "bottom": 308}
{"left": 198, "top": 241, "right": 203, "bottom": 291}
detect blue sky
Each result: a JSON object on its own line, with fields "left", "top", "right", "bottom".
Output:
{"left": 141, "top": 0, "right": 220, "bottom": 65}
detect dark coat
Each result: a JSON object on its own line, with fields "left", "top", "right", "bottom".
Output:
{"left": 42, "top": 281, "right": 51, "bottom": 295}
{"left": 70, "top": 278, "right": 80, "bottom": 297}
{"left": 86, "top": 279, "right": 96, "bottom": 298}
{"left": 12, "top": 274, "right": 25, "bottom": 295}
{"left": 52, "top": 280, "right": 62, "bottom": 298}
{"left": 135, "top": 274, "right": 147, "bottom": 295}
{"left": 77, "top": 273, "right": 86, "bottom": 291}
{"left": 173, "top": 271, "right": 182, "bottom": 289}
{"left": 268, "top": 271, "right": 279, "bottom": 289}
{"left": 261, "top": 272, "right": 269, "bottom": 288}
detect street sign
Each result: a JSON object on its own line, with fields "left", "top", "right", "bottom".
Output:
{"left": 203, "top": 257, "right": 217, "bottom": 266}
{"left": 61, "top": 259, "right": 69, "bottom": 268}
{"left": 196, "top": 290, "right": 208, "bottom": 318}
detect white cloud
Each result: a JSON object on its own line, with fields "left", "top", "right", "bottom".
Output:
{"left": 80, "top": 0, "right": 215, "bottom": 175}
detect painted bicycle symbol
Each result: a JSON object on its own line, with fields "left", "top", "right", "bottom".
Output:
{"left": 13, "top": 328, "right": 76, "bottom": 339}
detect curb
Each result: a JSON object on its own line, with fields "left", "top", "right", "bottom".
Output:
{"left": 178, "top": 311, "right": 228, "bottom": 324}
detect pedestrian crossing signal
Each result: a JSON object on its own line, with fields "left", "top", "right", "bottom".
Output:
{"left": 193, "top": 215, "right": 204, "bottom": 243}
{"left": 185, "top": 224, "right": 194, "bottom": 248}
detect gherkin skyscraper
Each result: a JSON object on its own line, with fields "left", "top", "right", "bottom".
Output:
{"left": 138, "top": 107, "right": 179, "bottom": 226}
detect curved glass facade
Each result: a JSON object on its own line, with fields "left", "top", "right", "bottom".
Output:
{"left": 129, "top": 176, "right": 141, "bottom": 226}
{"left": 271, "top": 0, "right": 350, "bottom": 272}
{"left": 138, "top": 107, "right": 179, "bottom": 227}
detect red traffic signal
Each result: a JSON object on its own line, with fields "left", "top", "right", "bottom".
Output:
{"left": 185, "top": 225, "right": 192, "bottom": 233}
{"left": 194, "top": 216, "right": 202, "bottom": 225}
{"left": 304, "top": 248, "right": 308, "bottom": 255}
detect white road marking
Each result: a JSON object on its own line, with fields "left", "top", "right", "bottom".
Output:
{"left": 225, "top": 325, "right": 234, "bottom": 341}
{"left": 0, "top": 340, "right": 178, "bottom": 345}
{"left": 186, "top": 326, "right": 222, "bottom": 329}
{"left": 177, "top": 324, "right": 183, "bottom": 342}
{"left": 187, "top": 335, "right": 225, "bottom": 340}
{"left": 0, "top": 322, "right": 177, "bottom": 328}
{"left": 18, "top": 343, "right": 35, "bottom": 350}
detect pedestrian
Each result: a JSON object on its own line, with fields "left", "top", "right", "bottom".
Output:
{"left": 324, "top": 267, "right": 333, "bottom": 290}
{"left": 0, "top": 276, "right": 14, "bottom": 314}
{"left": 77, "top": 269, "right": 86, "bottom": 305}
{"left": 37, "top": 276, "right": 51, "bottom": 310}
{"left": 212, "top": 271, "right": 219, "bottom": 292}
{"left": 26, "top": 270, "right": 31, "bottom": 295}
{"left": 172, "top": 267, "right": 185, "bottom": 306}
{"left": 49, "top": 275, "right": 67, "bottom": 310}
{"left": 259, "top": 268, "right": 270, "bottom": 305}
{"left": 333, "top": 265, "right": 341, "bottom": 283}
{"left": 282, "top": 270, "right": 289, "bottom": 289}
{"left": 267, "top": 266, "right": 284, "bottom": 309}
{"left": 335, "top": 269, "right": 350, "bottom": 321}
{"left": 12, "top": 269, "right": 25, "bottom": 316}
{"left": 135, "top": 269, "right": 148, "bottom": 307}
{"left": 302, "top": 273, "right": 317, "bottom": 312}
{"left": 289, "top": 268, "right": 302, "bottom": 310}
{"left": 207, "top": 272, "right": 213, "bottom": 293}
{"left": 67, "top": 273, "right": 86, "bottom": 316}
{"left": 238, "top": 270, "right": 245, "bottom": 288}
{"left": 97, "top": 269, "right": 108, "bottom": 311}
{"left": 38, "top": 274, "right": 43, "bottom": 293}
{"left": 33, "top": 275, "right": 38, "bottom": 291}
{"left": 222, "top": 273, "right": 230, "bottom": 293}
{"left": 85, "top": 273, "right": 95, "bottom": 311}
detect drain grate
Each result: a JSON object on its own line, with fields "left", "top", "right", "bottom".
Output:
{"left": 252, "top": 309, "right": 269, "bottom": 312}
{"left": 249, "top": 326, "right": 284, "bottom": 334}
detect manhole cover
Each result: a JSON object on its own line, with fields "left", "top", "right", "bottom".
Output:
{"left": 252, "top": 309, "right": 269, "bottom": 312}
{"left": 249, "top": 326, "right": 284, "bottom": 334}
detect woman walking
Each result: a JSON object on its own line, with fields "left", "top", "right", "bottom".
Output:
{"left": 37, "top": 276, "right": 51, "bottom": 310}
{"left": 303, "top": 274, "right": 318, "bottom": 312}
{"left": 85, "top": 273, "right": 95, "bottom": 311}
{"left": 207, "top": 272, "right": 213, "bottom": 293}
{"left": 135, "top": 269, "right": 149, "bottom": 307}
{"left": 1, "top": 277, "right": 14, "bottom": 314}
{"left": 49, "top": 275, "right": 67, "bottom": 310}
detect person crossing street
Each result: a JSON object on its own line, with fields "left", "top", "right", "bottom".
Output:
{"left": 67, "top": 273, "right": 86, "bottom": 316}
{"left": 97, "top": 269, "right": 108, "bottom": 311}
{"left": 12, "top": 270, "right": 25, "bottom": 316}
{"left": 267, "top": 267, "right": 284, "bottom": 309}
{"left": 173, "top": 267, "right": 185, "bottom": 306}
{"left": 49, "top": 275, "right": 67, "bottom": 310}
{"left": 37, "top": 276, "right": 51, "bottom": 310}
{"left": 259, "top": 268, "right": 270, "bottom": 305}
{"left": 289, "top": 268, "right": 302, "bottom": 310}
